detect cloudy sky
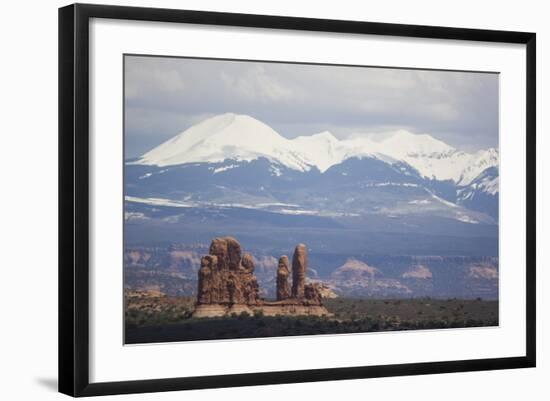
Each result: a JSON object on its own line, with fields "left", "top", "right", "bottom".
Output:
{"left": 124, "top": 55, "right": 499, "bottom": 158}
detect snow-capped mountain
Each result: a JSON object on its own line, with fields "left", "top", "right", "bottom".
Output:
{"left": 137, "top": 113, "right": 311, "bottom": 172}
{"left": 127, "top": 113, "right": 499, "bottom": 224}
{"left": 133, "top": 113, "right": 498, "bottom": 185}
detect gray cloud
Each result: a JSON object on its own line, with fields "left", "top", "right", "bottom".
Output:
{"left": 125, "top": 55, "right": 498, "bottom": 157}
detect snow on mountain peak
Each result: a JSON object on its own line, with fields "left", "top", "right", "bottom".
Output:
{"left": 292, "top": 131, "right": 348, "bottom": 172}
{"left": 134, "top": 114, "right": 498, "bottom": 182}
{"left": 310, "top": 131, "right": 338, "bottom": 142}
{"left": 137, "top": 113, "right": 311, "bottom": 171}
{"left": 379, "top": 130, "right": 455, "bottom": 157}
{"left": 457, "top": 147, "right": 499, "bottom": 185}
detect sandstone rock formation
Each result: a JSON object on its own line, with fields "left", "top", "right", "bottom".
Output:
{"left": 197, "top": 255, "right": 218, "bottom": 304}
{"left": 291, "top": 244, "right": 307, "bottom": 298}
{"left": 209, "top": 237, "right": 242, "bottom": 271}
{"left": 304, "top": 283, "right": 322, "bottom": 304}
{"left": 196, "top": 237, "right": 259, "bottom": 307}
{"left": 276, "top": 256, "right": 291, "bottom": 301}
{"left": 193, "top": 238, "right": 329, "bottom": 318}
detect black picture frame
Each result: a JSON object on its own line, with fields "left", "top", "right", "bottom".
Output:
{"left": 59, "top": 3, "right": 536, "bottom": 397}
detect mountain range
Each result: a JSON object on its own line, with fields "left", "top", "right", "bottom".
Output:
{"left": 126, "top": 113, "right": 499, "bottom": 222}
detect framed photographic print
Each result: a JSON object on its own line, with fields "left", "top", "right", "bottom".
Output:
{"left": 58, "top": 3, "right": 536, "bottom": 397}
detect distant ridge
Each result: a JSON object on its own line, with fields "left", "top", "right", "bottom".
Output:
{"left": 133, "top": 113, "right": 498, "bottom": 185}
